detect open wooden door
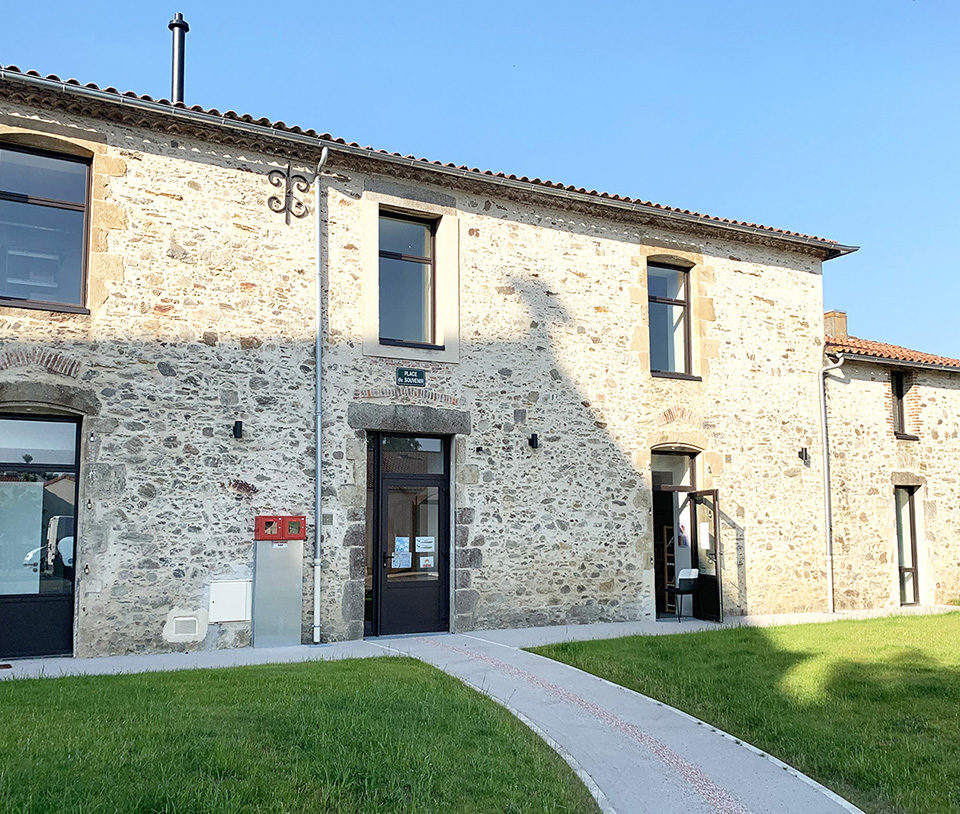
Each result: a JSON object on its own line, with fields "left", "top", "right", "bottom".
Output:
{"left": 691, "top": 490, "right": 723, "bottom": 622}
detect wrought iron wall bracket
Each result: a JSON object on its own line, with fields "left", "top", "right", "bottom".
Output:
{"left": 268, "top": 162, "right": 310, "bottom": 224}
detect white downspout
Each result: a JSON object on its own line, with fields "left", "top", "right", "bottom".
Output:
{"left": 820, "top": 352, "right": 844, "bottom": 614}
{"left": 312, "top": 146, "right": 329, "bottom": 643}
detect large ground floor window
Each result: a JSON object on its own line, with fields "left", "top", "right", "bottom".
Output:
{"left": 0, "top": 414, "right": 80, "bottom": 658}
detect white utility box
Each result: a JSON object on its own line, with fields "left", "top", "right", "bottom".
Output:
{"left": 209, "top": 579, "right": 252, "bottom": 622}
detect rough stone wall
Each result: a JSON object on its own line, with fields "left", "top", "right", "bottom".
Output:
{"left": 318, "top": 165, "right": 832, "bottom": 640}
{"left": 1, "top": 99, "right": 842, "bottom": 656}
{"left": 827, "top": 360, "right": 960, "bottom": 608}
{"left": 0, "top": 102, "right": 319, "bottom": 656}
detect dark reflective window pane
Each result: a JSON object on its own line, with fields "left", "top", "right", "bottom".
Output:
{"left": 647, "top": 264, "right": 687, "bottom": 301}
{"left": 379, "top": 257, "right": 433, "bottom": 343}
{"left": 0, "top": 200, "right": 84, "bottom": 305}
{"left": 0, "top": 149, "right": 88, "bottom": 204}
{"left": 379, "top": 215, "right": 431, "bottom": 258}
{"left": 386, "top": 485, "right": 440, "bottom": 582}
{"left": 0, "top": 418, "right": 77, "bottom": 466}
{"left": 381, "top": 436, "right": 444, "bottom": 475}
{"left": 649, "top": 301, "right": 687, "bottom": 372}
{"left": 0, "top": 470, "right": 76, "bottom": 596}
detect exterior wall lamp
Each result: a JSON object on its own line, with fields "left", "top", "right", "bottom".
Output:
{"left": 528, "top": 433, "right": 539, "bottom": 449}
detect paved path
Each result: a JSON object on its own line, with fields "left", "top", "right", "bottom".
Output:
{"left": 0, "top": 639, "right": 387, "bottom": 679}
{"left": 377, "top": 632, "right": 859, "bottom": 814}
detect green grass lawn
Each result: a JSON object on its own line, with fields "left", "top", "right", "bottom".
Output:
{"left": 0, "top": 657, "right": 596, "bottom": 813}
{"left": 532, "top": 613, "right": 960, "bottom": 814}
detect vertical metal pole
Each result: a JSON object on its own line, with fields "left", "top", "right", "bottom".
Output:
{"left": 168, "top": 13, "right": 189, "bottom": 104}
{"left": 313, "top": 147, "right": 329, "bottom": 643}
{"left": 820, "top": 354, "right": 845, "bottom": 613}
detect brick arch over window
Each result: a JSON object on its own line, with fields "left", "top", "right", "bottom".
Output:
{"left": 0, "top": 381, "right": 101, "bottom": 417}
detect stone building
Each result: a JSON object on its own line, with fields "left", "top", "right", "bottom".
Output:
{"left": 0, "top": 64, "right": 950, "bottom": 660}
{"left": 824, "top": 311, "right": 960, "bottom": 611}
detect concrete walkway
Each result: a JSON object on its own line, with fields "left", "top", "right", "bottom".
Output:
{"left": 379, "top": 631, "right": 859, "bottom": 814}
{"left": 0, "top": 639, "right": 388, "bottom": 679}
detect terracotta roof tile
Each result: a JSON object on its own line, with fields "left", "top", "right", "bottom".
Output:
{"left": 0, "top": 63, "right": 852, "bottom": 250}
{"left": 826, "top": 335, "right": 960, "bottom": 370}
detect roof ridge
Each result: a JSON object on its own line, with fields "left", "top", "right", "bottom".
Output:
{"left": 0, "top": 63, "right": 851, "bottom": 250}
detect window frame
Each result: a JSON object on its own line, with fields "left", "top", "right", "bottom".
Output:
{"left": 894, "top": 485, "right": 920, "bottom": 606}
{"left": 647, "top": 261, "right": 697, "bottom": 379}
{"left": 891, "top": 370, "right": 918, "bottom": 440}
{"left": 0, "top": 411, "right": 82, "bottom": 603}
{"left": 377, "top": 211, "right": 442, "bottom": 350}
{"left": 0, "top": 143, "right": 92, "bottom": 314}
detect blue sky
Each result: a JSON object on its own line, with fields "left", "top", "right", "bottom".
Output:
{"left": 3, "top": 1, "right": 958, "bottom": 355}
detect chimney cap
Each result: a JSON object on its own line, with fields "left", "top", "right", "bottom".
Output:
{"left": 168, "top": 12, "right": 189, "bottom": 32}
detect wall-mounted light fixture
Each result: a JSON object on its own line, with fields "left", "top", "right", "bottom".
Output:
{"left": 798, "top": 447, "right": 810, "bottom": 466}
{"left": 233, "top": 421, "right": 243, "bottom": 439}
{"left": 528, "top": 433, "right": 539, "bottom": 449}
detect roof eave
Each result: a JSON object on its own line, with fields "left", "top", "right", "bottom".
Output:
{"left": 825, "top": 347, "right": 960, "bottom": 374}
{"left": 0, "top": 67, "right": 855, "bottom": 259}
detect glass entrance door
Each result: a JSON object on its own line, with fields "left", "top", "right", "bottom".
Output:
{"left": 366, "top": 434, "right": 450, "bottom": 636}
{"left": 0, "top": 415, "right": 80, "bottom": 658}
{"left": 691, "top": 490, "right": 723, "bottom": 622}
{"left": 895, "top": 486, "right": 919, "bottom": 605}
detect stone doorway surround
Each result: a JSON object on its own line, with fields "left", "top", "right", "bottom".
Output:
{"left": 345, "top": 402, "right": 473, "bottom": 635}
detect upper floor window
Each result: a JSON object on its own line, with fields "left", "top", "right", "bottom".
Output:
{"left": 891, "top": 371, "right": 917, "bottom": 439}
{"left": 378, "top": 213, "right": 438, "bottom": 348}
{"left": 648, "top": 262, "right": 691, "bottom": 376}
{"left": 0, "top": 145, "right": 89, "bottom": 312}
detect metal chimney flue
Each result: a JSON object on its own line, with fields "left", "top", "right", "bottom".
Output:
{"left": 168, "top": 12, "right": 189, "bottom": 104}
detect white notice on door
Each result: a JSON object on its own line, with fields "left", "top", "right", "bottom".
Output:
{"left": 391, "top": 551, "right": 412, "bottom": 569}
{"left": 394, "top": 537, "right": 410, "bottom": 553}
{"left": 699, "top": 522, "right": 712, "bottom": 550}
{"left": 419, "top": 555, "right": 435, "bottom": 569}
{"left": 415, "top": 536, "right": 435, "bottom": 553}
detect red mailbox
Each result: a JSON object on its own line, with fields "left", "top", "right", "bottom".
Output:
{"left": 255, "top": 515, "right": 306, "bottom": 541}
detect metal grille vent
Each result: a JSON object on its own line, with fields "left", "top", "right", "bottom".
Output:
{"left": 173, "top": 616, "right": 199, "bottom": 636}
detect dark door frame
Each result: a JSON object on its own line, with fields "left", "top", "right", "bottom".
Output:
{"left": 367, "top": 432, "right": 451, "bottom": 637}
{"left": 895, "top": 485, "right": 920, "bottom": 606}
{"left": 0, "top": 412, "right": 82, "bottom": 658}
{"left": 651, "top": 449, "right": 697, "bottom": 618}
{"left": 690, "top": 489, "right": 723, "bottom": 623}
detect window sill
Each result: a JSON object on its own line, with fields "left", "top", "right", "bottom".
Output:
{"left": 651, "top": 370, "right": 702, "bottom": 382}
{"left": 894, "top": 432, "right": 920, "bottom": 441}
{"left": 379, "top": 338, "right": 446, "bottom": 352}
{"left": 0, "top": 298, "right": 90, "bottom": 315}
